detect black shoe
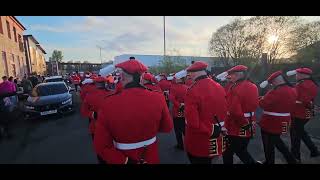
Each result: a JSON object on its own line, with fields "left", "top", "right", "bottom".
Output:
{"left": 295, "top": 159, "right": 302, "bottom": 164}
{"left": 3, "top": 132, "right": 12, "bottom": 139}
{"left": 310, "top": 150, "right": 320, "bottom": 158}
{"left": 5, "top": 133, "right": 13, "bottom": 139}
{"left": 175, "top": 144, "right": 184, "bottom": 150}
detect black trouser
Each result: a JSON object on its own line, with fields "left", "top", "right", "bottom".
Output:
{"left": 290, "top": 117, "right": 318, "bottom": 160}
{"left": 0, "top": 108, "right": 12, "bottom": 139}
{"left": 89, "top": 118, "right": 106, "bottom": 164}
{"left": 187, "top": 153, "right": 212, "bottom": 164}
{"left": 173, "top": 117, "right": 185, "bottom": 148}
{"left": 261, "top": 130, "right": 297, "bottom": 164}
{"left": 74, "top": 84, "right": 79, "bottom": 92}
{"left": 223, "top": 136, "right": 256, "bottom": 164}
{"left": 90, "top": 133, "right": 107, "bottom": 164}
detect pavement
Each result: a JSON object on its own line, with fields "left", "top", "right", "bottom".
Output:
{"left": 1, "top": 91, "right": 320, "bottom": 164}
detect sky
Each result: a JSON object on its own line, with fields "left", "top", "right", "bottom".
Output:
{"left": 16, "top": 16, "right": 320, "bottom": 64}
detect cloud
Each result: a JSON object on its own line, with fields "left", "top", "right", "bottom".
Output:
{"left": 29, "top": 16, "right": 255, "bottom": 62}
{"left": 30, "top": 24, "right": 66, "bottom": 33}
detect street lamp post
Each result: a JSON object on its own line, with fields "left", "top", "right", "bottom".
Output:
{"left": 96, "top": 45, "right": 103, "bottom": 65}
{"left": 163, "top": 16, "right": 166, "bottom": 60}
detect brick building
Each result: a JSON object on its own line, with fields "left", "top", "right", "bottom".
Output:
{"left": 0, "top": 16, "right": 27, "bottom": 78}
{"left": 24, "top": 35, "right": 47, "bottom": 75}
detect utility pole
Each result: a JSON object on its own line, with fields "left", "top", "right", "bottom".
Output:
{"left": 96, "top": 45, "right": 103, "bottom": 64}
{"left": 163, "top": 16, "right": 166, "bottom": 60}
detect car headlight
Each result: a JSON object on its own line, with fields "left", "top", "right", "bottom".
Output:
{"left": 25, "top": 105, "right": 35, "bottom": 110}
{"left": 62, "top": 98, "right": 72, "bottom": 105}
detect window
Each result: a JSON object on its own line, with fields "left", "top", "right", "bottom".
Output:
{"left": 12, "top": 53, "right": 15, "bottom": 64}
{"left": 36, "top": 83, "right": 68, "bottom": 96}
{"left": 13, "top": 26, "right": 17, "bottom": 42}
{"left": 2, "top": 51, "right": 9, "bottom": 76}
{"left": 17, "top": 55, "right": 21, "bottom": 76}
{"left": 11, "top": 64, "right": 16, "bottom": 77}
{"left": 6, "top": 21, "right": 11, "bottom": 39}
{"left": 18, "top": 34, "right": 24, "bottom": 52}
{"left": 0, "top": 16, "right": 3, "bottom": 34}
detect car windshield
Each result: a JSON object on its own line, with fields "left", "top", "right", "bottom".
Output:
{"left": 45, "top": 78, "right": 64, "bottom": 82}
{"left": 35, "top": 83, "right": 68, "bottom": 96}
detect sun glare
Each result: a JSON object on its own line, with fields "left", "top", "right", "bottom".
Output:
{"left": 267, "top": 35, "right": 279, "bottom": 44}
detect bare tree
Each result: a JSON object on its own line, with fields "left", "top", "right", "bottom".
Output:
{"left": 248, "top": 16, "right": 301, "bottom": 64}
{"left": 208, "top": 18, "right": 264, "bottom": 66}
{"left": 290, "top": 21, "right": 320, "bottom": 51}
{"left": 209, "top": 16, "right": 302, "bottom": 65}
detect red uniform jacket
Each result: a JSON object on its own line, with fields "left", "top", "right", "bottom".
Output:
{"left": 184, "top": 76, "right": 228, "bottom": 157}
{"left": 80, "top": 84, "right": 96, "bottom": 118}
{"left": 169, "top": 83, "right": 188, "bottom": 118}
{"left": 78, "top": 74, "right": 84, "bottom": 82}
{"left": 80, "top": 83, "right": 95, "bottom": 101}
{"left": 145, "top": 83, "right": 162, "bottom": 92}
{"left": 93, "top": 87, "right": 173, "bottom": 164}
{"left": 224, "top": 81, "right": 233, "bottom": 94}
{"left": 82, "top": 88, "right": 112, "bottom": 134}
{"left": 115, "top": 82, "right": 123, "bottom": 92}
{"left": 225, "top": 80, "right": 259, "bottom": 137}
{"left": 158, "top": 79, "right": 172, "bottom": 92}
{"left": 292, "top": 79, "right": 318, "bottom": 120}
{"left": 71, "top": 75, "right": 81, "bottom": 85}
{"left": 259, "top": 84, "right": 297, "bottom": 135}
{"left": 185, "top": 78, "right": 193, "bottom": 87}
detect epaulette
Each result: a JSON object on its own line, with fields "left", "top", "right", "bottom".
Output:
{"left": 103, "top": 90, "right": 120, "bottom": 99}
{"left": 297, "top": 79, "right": 306, "bottom": 84}
{"left": 142, "top": 85, "right": 162, "bottom": 93}
{"left": 230, "top": 78, "right": 251, "bottom": 91}
{"left": 230, "top": 82, "right": 238, "bottom": 91}
{"left": 187, "top": 81, "right": 197, "bottom": 91}
{"left": 153, "top": 90, "right": 162, "bottom": 93}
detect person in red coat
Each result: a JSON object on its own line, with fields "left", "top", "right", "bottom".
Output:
{"left": 185, "top": 75, "right": 193, "bottom": 87}
{"left": 80, "top": 78, "right": 96, "bottom": 118}
{"left": 169, "top": 73, "right": 188, "bottom": 150}
{"left": 258, "top": 71, "right": 297, "bottom": 164}
{"left": 215, "top": 71, "right": 232, "bottom": 94}
{"left": 222, "top": 65, "right": 259, "bottom": 164}
{"left": 158, "top": 74, "right": 172, "bottom": 107}
{"left": 286, "top": 68, "right": 319, "bottom": 162}
{"left": 81, "top": 76, "right": 111, "bottom": 164}
{"left": 93, "top": 59, "right": 173, "bottom": 164}
{"left": 184, "top": 61, "right": 228, "bottom": 164}
{"left": 71, "top": 73, "right": 81, "bottom": 92}
{"left": 141, "top": 72, "right": 162, "bottom": 92}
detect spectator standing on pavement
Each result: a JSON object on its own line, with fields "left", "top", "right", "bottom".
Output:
{"left": 8, "top": 77, "right": 17, "bottom": 92}
{"left": 21, "top": 75, "right": 33, "bottom": 94}
{"left": 28, "top": 74, "right": 39, "bottom": 87}
{"left": 286, "top": 68, "right": 320, "bottom": 162}
{"left": 0, "top": 76, "right": 16, "bottom": 139}
{"left": 8, "top": 77, "right": 18, "bottom": 107}
{"left": 36, "top": 75, "right": 42, "bottom": 83}
{"left": 13, "top": 78, "right": 19, "bottom": 89}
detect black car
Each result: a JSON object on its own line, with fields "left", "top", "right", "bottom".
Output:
{"left": 23, "top": 82, "right": 74, "bottom": 119}
{"left": 43, "top": 76, "right": 64, "bottom": 83}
